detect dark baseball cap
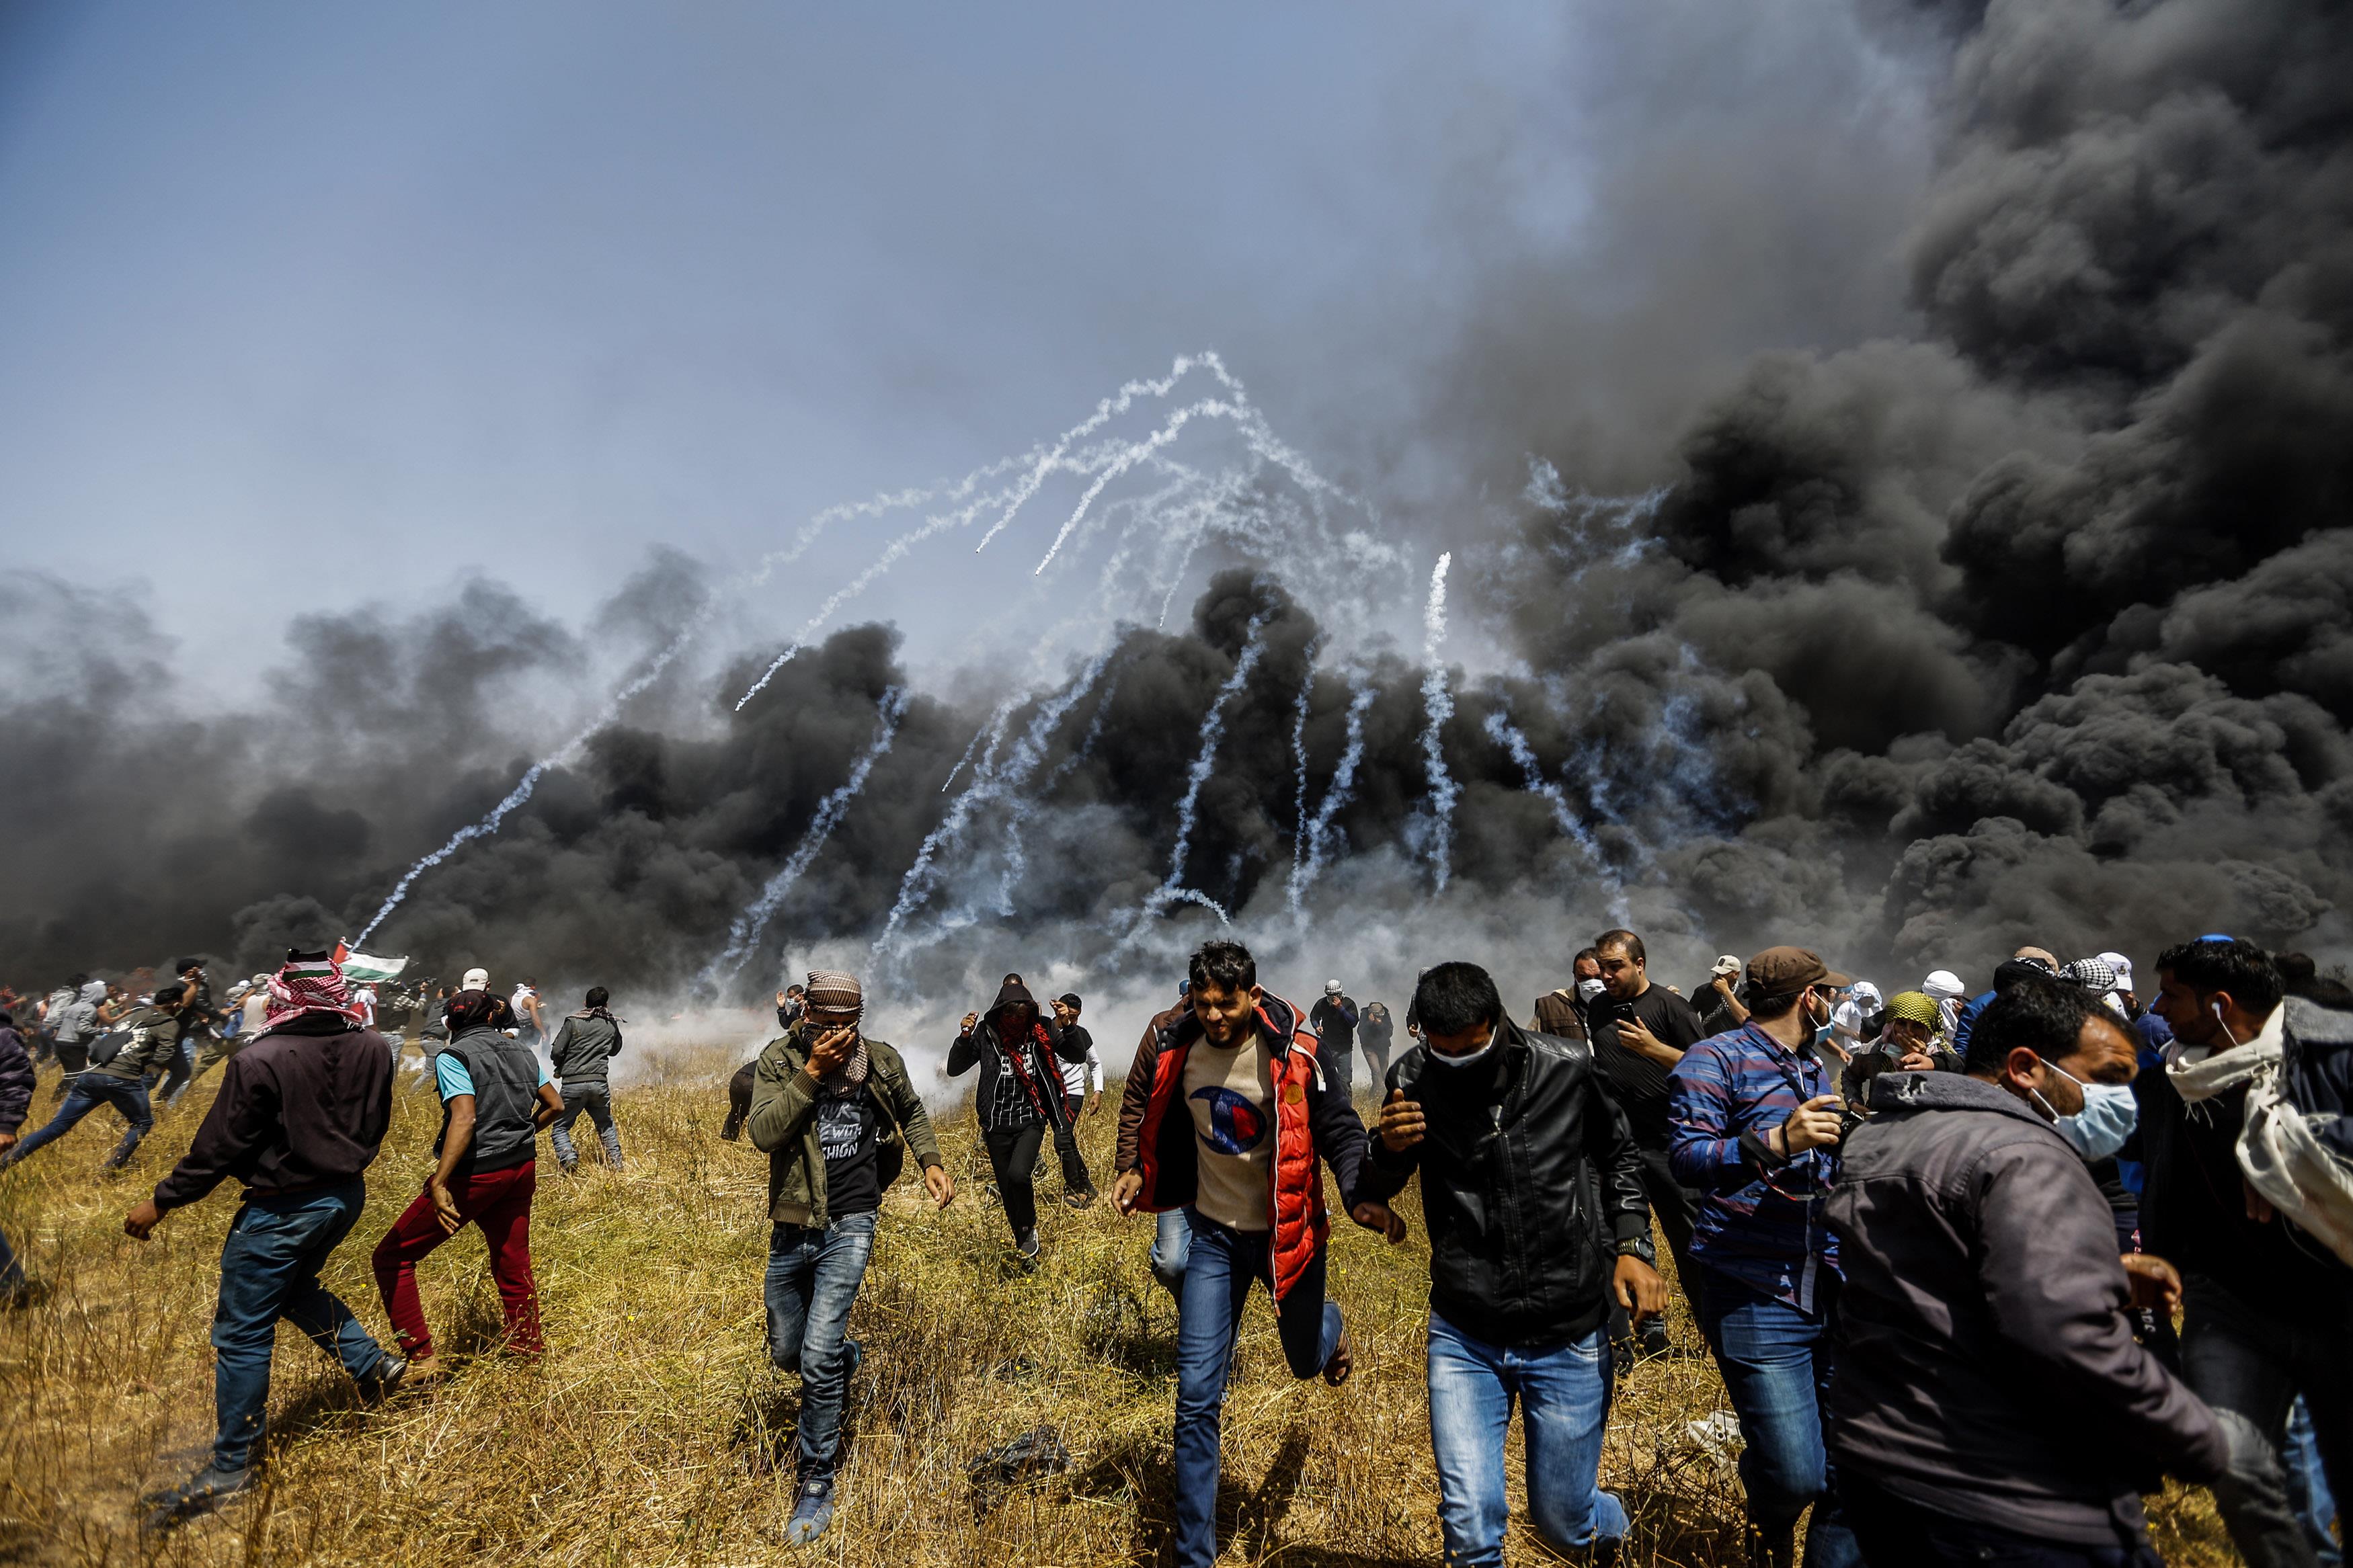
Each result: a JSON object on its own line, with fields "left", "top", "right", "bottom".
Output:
{"left": 1746, "top": 946, "right": 1853, "bottom": 993}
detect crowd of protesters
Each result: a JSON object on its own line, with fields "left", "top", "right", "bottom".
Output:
{"left": 3, "top": 923, "right": 2348, "bottom": 1568}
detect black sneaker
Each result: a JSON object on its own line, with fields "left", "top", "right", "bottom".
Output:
{"left": 1013, "top": 1229, "right": 1040, "bottom": 1266}
{"left": 356, "top": 1352, "right": 408, "bottom": 1404}
{"left": 141, "top": 1464, "right": 253, "bottom": 1531}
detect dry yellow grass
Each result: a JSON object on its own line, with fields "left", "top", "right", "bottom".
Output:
{"left": 0, "top": 1045, "right": 2240, "bottom": 1565}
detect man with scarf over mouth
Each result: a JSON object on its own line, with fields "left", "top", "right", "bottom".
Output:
{"left": 748, "top": 969, "right": 953, "bottom": 1547}
{"left": 2144, "top": 938, "right": 2353, "bottom": 1568}
{"left": 121, "top": 950, "right": 408, "bottom": 1532}
{"left": 947, "top": 974, "right": 1091, "bottom": 1260}
{"left": 1111, "top": 938, "right": 1404, "bottom": 1568}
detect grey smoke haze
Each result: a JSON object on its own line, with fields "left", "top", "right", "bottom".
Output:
{"left": 5, "top": 0, "right": 2352, "bottom": 1038}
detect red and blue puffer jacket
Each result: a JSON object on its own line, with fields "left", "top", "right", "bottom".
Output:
{"left": 1115, "top": 991, "right": 1373, "bottom": 1301}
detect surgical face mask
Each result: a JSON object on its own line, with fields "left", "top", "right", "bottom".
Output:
{"left": 2030, "top": 1058, "right": 2139, "bottom": 1161}
{"left": 1807, "top": 991, "right": 1837, "bottom": 1053}
{"left": 1426, "top": 1034, "right": 1497, "bottom": 1067}
{"left": 1575, "top": 978, "right": 1606, "bottom": 1003}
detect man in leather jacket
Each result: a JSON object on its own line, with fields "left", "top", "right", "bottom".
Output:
{"left": 1361, "top": 961, "right": 1663, "bottom": 1567}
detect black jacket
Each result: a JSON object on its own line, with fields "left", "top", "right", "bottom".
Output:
{"left": 152, "top": 1018, "right": 395, "bottom": 1210}
{"left": 0, "top": 1024, "right": 32, "bottom": 1135}
{"left": 1827, "top": 1071, "right": 2226, "bottom": 1546}
{"left": 946, "top": 979, "right": 1087, "bottom": 1132}
{"left": 1359, "top": 1020, "right": 1654, "bottom": 1348}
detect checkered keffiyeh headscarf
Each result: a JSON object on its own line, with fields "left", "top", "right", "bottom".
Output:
{"left": 803, "top": 970, "right": 869, "bottom": 1087}
{"left": 264, "top": 952, "right": 365, "bottom": 1032}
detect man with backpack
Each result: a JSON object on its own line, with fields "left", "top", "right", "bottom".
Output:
{"left": 1, "top": 983, "right": 182, "bottom": 1172}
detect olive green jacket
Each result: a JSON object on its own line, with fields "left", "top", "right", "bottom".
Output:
{"left": 746, "top": 1026, "right": 941, "bottom": 1227}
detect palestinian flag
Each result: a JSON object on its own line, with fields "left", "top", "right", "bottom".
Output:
{"left": 331, "top": 943, "right": 409, "bottom": 984}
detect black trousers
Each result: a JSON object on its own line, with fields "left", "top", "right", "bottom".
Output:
{"left": 982, "top": 1122, "right": 1046, "bottom": 1239}
{"left": 1051, "top": 1094, "right": 1096, "bottom": 1196}
{"left": 1842, "top": 1473, "right": 2159, "bottom": 1566}
{"left": 1609, "top": 1141, "right": 1702, "bottom": 1343}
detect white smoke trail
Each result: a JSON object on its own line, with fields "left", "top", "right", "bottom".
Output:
{"left": 941, "top": 719, "right": 990, "bottom": 794}
{"left": 699, "top": 686, "right": 912, "bottom": 993}
{"left": 350, "top": 607, "right": 722, "bottom": 946}
{"left": 1287, "top": 643, "right": 1319, "bottom": 872}
{"left": 1482, "top": 709, "right": 1609, "bottom": 865}
{"left": 872, "top": 647, "right": 1116, "bottom": 956}
{"left": 1418, "top": 552, "right": 1458, "bottom": 893}
{"left": 1117, "top": 616, "right": 1267, "bottom": 948}
{"left": 1287, "top": 671, "right": 1375, "bottom": 916}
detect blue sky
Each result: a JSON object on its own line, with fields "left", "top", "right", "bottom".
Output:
{"left": 0, "top": 3, "right": 1935, "bottom": 696}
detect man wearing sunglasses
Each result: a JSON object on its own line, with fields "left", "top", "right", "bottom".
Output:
{"left": 1667, "top": 946, "right": 1862, "bottom": 1568}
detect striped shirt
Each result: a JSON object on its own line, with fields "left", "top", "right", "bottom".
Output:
{"left": 1668, "top": 1020, "right": 1841, "bottom": 1313}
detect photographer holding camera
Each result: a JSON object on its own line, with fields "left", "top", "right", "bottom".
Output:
{"left": 1666, "top": 946, "right": 1863, "bottom": 1568}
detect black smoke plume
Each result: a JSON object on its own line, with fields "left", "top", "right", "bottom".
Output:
{"left": 5, "top": 0, "right": 2351, "bottom": 1007}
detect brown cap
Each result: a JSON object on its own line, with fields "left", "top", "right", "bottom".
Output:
{"left": 1746, "top": 946, "right": 1853, "bottom": 993}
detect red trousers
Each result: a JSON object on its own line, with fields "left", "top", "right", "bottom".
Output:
{"left": 370, "top": 1160, "right": 543, "bottom": 1358}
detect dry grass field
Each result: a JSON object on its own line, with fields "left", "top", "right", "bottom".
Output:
{"left": 0, "top": 1044, "right": 2241, "bottom": 1565}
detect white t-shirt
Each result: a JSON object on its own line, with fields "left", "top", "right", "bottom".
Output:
{"left": 1181, "top": 1036, "right": 1276, "bottom": 1233}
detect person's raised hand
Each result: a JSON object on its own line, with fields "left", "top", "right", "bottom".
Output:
{"left": 1896, "top": 1049, "right": 1938, "bottom": 1073}
{"left": 1111, "top": 1169, "right": 1145, "bottom": 1216}
{"left": 1351, "top": 1200, "right": 1407, "bottom": 1243}
{"left": 2122, "top": 1252, "right": 2184, "bottom": 1313}
{"left": 961, "top": 1012, "right": 979, "bottom": 1034}
{"left": 1616, "top": 1018, "right": 1668, "bottom": 1058}
{"left": 806, "top": 1026, "right": 856, "bottom": 1077}
{"left": 1776, "top": 1094, "right": 1847, "bottom": 1157}
{"left": 122, "top": 1198, "right": 163, "bottom": 1241}
{"left": 1377, "top": 1088, "right": 1425, "bottom": 1154}
{"left": 923, "top": 1162, "right": 956, "bottom": 1210}
{"left": 1614, "top": 1254, "right": 1667, "bottom": 1329}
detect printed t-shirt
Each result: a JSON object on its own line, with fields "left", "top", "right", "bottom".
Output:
{"left": 1183, "top": 1036, "right": 1277, "bottom": 1232}
{"left": 817, "top": 1084, "right": 883, "bottom": 1217}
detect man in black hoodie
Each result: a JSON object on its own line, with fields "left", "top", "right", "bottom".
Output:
{"left": 1361, "top": 962, "right": 1662, "bottom": 1567}
{"left": 121, "top": 952, "right": 408, "bottom": 1530}
{"left": 947, "top": 976, "right": 1089, "bottom": 1259}
{"left": 0, "top": 1011, "right": 30, "bottom": 1300}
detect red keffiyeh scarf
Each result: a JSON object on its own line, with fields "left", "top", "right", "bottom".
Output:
{"left": 264, "top": 952, "right": 365, "bottom": 1032}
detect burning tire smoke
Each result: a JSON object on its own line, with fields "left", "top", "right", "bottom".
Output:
{"left": 7, "top": 0, "right": 2352, "bottom": 1026}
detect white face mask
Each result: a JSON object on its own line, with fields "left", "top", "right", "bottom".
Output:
{"left": 2030, "top": 1057, "right": 2139, "bottom": 1161}
{"left": 1575, "top": 978, "right": 1606, "bottom": 1003}
{"left": 1426, "top": 1034, "right": 1497, "bottom": 1067}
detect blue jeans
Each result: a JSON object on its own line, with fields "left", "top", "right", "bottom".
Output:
{"left": 1697, "top": 1268, "right": 1860, "bottom": 1567}
{"left": 549, "top": 1083, "right": 623, "bottom": 1169}
{"left": 1151, "top": 1208, "right": 1191, "bottom": 1296}
{"left": 1174, "top": 1212, "right": 1342, "bottom": 1568}
{"left": 212, "top": 1182, "right": 393, "bottom": 1472}
{"left": 765, "top": 1210, "right": 877, "bottom": 1482}
{"left": 2288, "top": 1398, "right": 2343, "bottom": 1567}
{"left": 1427, "top": 1311, "right": 1624, "bottom": 1563}
{"left": 5, "top": 1075, "right": 153, "bottom": 1169}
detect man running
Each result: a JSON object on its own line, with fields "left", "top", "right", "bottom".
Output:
{"left": 1359, "top": 999, "right": 1397, "bottom": 1083}
{"left": 547, "top": 987, "right": 625, "bottom": 1173}
{"left": 1111, "top": 938, "right": 1402, "bottom": 1568}
{"left": 124, "top": 951, "right": 408, "bottom": 1530}
{"left": 371, "top": 988, "right": 562, "bottom": 1376}
{"left": 947, "top": 976, "right": 1089, "bottom": 1260}
{"left": 1048, "top": 992, "right": 1101, "bottom": 1208}
{"left": 1, "top": 983, "right": 182, "bottom": 1173}
{"left": 746, "top": 969, "right": 954, "bottom": 1546}
{"left": 1365, "top": 961, "right": 1663, "bottom": 1566}
{"left": 725, "top": 985, "right": 803, "bottom": 1142}
{"left": 1310, "top": 981, "right": 1361, "bottom": 1103}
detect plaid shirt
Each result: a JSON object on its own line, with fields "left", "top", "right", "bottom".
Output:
{"left": 1668, "top": 1020, "right": 1841, "bottom": 1313}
